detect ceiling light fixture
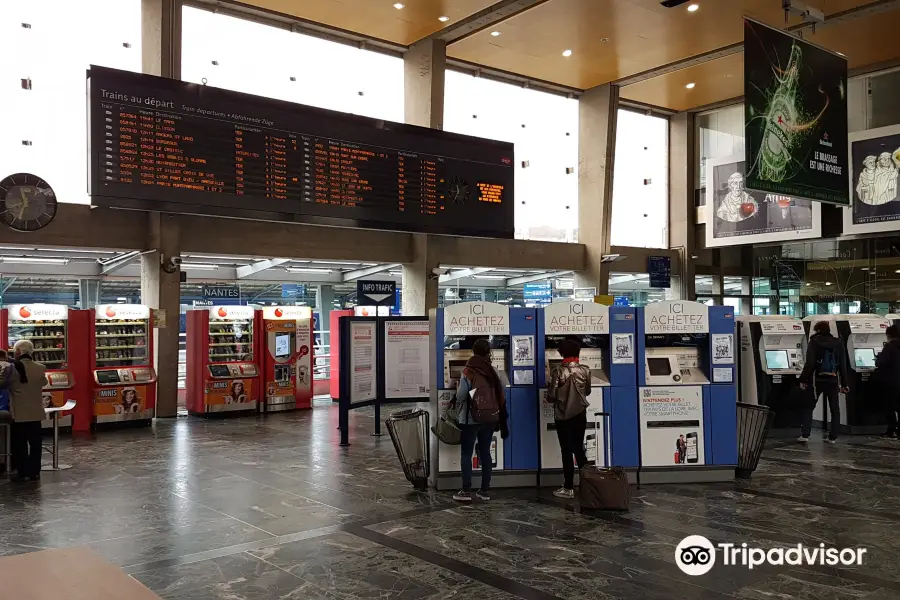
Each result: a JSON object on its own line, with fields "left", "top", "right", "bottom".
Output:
{"left": 393, "top": 3, "right": 404, "bottom": 9}
{"left": 685, "top": 82, "right": 696, "bottom": 89}
{"left": 1, "top": 256, "right": 69, "bottom": 265}
{"left": 181, "top": 263, "right": 219, "bottom": 270}
{"left": 286, "top": 267, "right": 333, "bottom": 274}
{"left": 473, "top": 275, "right": 508, "bottom": 280}
{"left": 490, "top": 31, "right": 501, "bottom": 36}
{"left": 687, "top": 4, "right": 699, "bottom": 12}
{"left": 438, "top": 15, "right": 449, "bottom": 22}
{"left": 562, "top": 49, "right": 573, "bottom": 57}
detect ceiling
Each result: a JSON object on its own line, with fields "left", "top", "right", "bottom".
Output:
{"left": 231, "top": 0, "right": 900, "bottom": 109}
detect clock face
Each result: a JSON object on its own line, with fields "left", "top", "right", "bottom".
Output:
{"left": 0, "top": 173, "right": 57, "bottom": 232}
{"left": 445, "top": 176, "right": 470, "bottom": 205}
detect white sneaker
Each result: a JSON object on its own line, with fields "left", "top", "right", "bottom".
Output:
{"left": 553, "top": 487, "right": 575, "bottom": 499}
{"left": 827, "top": 437, "right": 837, "bottom": 444}
{"left": 797, "top": 436, "right": 809, "bottom": 443}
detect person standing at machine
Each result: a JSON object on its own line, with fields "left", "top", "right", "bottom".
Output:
{"left": 799, "top": 321, "right": 849, "bottom": 444}
{"left": 875, "top": 325, "right": 900, "bottom": 439}
{"left": 545, "top": 338, "right": 592, "bottom": 499}
{"left": 5, "top": 340, "right": 48, "bottom": 482}
{"left": 453, "top": 339, "right": 508, "bottom": 503}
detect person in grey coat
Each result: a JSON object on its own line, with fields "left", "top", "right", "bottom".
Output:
{"left": 6, "top": 340, "right": 48, "bottom": 482}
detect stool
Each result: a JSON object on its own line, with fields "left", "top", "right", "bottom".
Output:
{"left": 42, "top": 400, "right": 76, "bottom": 471}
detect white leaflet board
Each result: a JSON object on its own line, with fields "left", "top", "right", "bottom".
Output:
{"left": 639, "top": 386, "right": 705, "bottom": 467}
{"left": 349, "top": 321, "right": 377, "bottom": 404}
{"left": 612, "top": 333, "right": 634, "bottom": 364}
{"left": 384, "top": 320, "right": 430, "bottom": 399}
{"left": 540, "top": 388, "right": 608, "bottom": 469}
{"left": 437, "top": 389, "right": 505, "bottom": 473}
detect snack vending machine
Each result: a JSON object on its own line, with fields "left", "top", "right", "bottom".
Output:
{"left": 2, "top": 304, "right": 82, "bottom": 429}
{"left": 261, "top": 306, "right": 314, "bottom": 412}
{"left": 186, "top": 306, "right": 261, "bottom": 415}
{"left": 91, "top": 304, "right": 157, "bottom": 426}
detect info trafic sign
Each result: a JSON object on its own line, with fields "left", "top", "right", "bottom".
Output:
{"left": 357, "top": 280, "right": 396, "bottom": 306}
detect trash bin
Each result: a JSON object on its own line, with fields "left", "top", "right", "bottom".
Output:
{"left": 385, "top": 408, "right": 430, "bottom": 490}
{"left": 736, "top": 402, "right": 773, "bottom": 479}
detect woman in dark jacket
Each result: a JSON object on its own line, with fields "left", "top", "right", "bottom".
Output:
{"left": 875, "top": 325, "right": 900, "bottom": 438}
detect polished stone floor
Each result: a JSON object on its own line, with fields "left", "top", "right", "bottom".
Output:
{"left": 2, "top": 404, "right": 899, "bottom": 599}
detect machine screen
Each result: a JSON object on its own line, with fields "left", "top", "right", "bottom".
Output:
{"left": 647, "top": 358, "right": 672, "bottom": 376}
{"left": 209, "top": 364, "right": 231, "bottom": 378}
{"left": 275, "top": 334, "right": 291, "bottom": 358}
{"left": 449, "top": 361, "right": 467, "bottom": 380}
{"left": 854, "top": 348, "right": 876, "bottom": 368}
{"left": 765, "top": 350, "right": 790, "bottom": 370}
{"left": 96, "top": 370, "right": 121, "bottom": 384}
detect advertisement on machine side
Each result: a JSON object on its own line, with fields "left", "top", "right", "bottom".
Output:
{"left": 350, "top": 321, "right": 377, "bottom": 404}
{"left": 712, "top": 334, "right": 734, "bottom": 365}
{"left": 205, "top": 378, "right": 256, "bottom": 406}
{"left": 93, "top": 386, "right": 150, "bottom": 416}
{"left": 612, "top": 333, "right": 634, "bottom": 365}
{"left": 639, "top": 387, "right": 705, "bottom": 467}
{"left": 384, "top": 320, "right": 430, "bottom": 399}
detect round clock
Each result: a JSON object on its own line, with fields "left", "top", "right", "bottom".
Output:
{"left": 0, "top": 173, "right": 57, "bottom": 232}
{"left": 445, "top": 176, "right": 470, "bottom": 205}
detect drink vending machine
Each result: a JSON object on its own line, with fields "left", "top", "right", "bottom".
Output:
{"left": 186, "top": 305, "right": 261, "bottom": 415}
{"left": 261, "top": 306, "right": 314, "bottom": 412}
{"left": 1, "top": 304, "right": 84, "bottom": 429}
{"left": 802, "top": 314, "right": 888, "bottom": 434}
{"left": 91, "top": 304, "right": 157, "bottom": 426}
{"left": 737, "top": 315, "right": 805, "bottom": 427}
{"left": 429, "top": 301, "right": 538, "bottom": 490}
{"left": 636, "top": 301, "right": 737, "bottom": 483}
{"left": 536, "top": 302, "right": 638, "bottom": 483}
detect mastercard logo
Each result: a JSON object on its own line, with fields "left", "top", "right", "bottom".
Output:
{"left": 105, "top": 306, "right": 117, "bottom": 318}
{"left": 18, "top": 306, "right": 31, "bottom": 319}
{"left": 274, "top": 308, "right": 284, "bottom": 318}
{"left": 217, "top": 307, "right": 228, "bottom": 318}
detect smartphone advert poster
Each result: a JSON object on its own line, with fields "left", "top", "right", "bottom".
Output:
{"left": 639, "top": 387, "right": 705, "bottom": 467}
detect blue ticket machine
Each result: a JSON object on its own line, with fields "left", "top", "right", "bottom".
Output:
{"left": 636, "top": 301, "right": 737, "bottom": 483}
{"left": 537, "top": 302, "right": 638, "bottom": 485}
{"left": 429, "top": 301, "right": 538, "bottom": 490}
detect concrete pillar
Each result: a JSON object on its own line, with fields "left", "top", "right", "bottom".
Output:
{"left": 669, "top": 112, "right": 696, "bottom": 301}
{"left": 141, "top": 213, "right": 181, "bottom": 418}
{"left": 575, "top": 84, "right": 618, "bottom": 295}
{"left": 404, "top": 39, "right": 446, "bottom": 130}
{"left": 741, "top": 277, "right": 753, "bottom": 316}
{"left": 78, "top": 279, "right": 101, "bottom": 309}
{"left": 315, "top": 284, "right": 334, "bottom": 348}
{"left": 402, "top": 233, "right": 439, "bottom": 316}
{"left": 142, "top": 0, "right": 181, "bottom": 79}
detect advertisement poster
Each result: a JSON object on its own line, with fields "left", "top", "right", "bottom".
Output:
{"left": 612, "top": 333, "right": 634, "bottom": 365}
{"left": 639, "top": 387, "right": 704, "bottom": 467}
{"left": 512, "top": 335, "right": 534, "bottom": 367}
{"left": 705, "top": 155, "right": 820, "bottom": 247}
{"left": 711, "top": 334, "right": 734, "bottom": 365}
{"left": 844, "top": 125, "right": 900, "bottom": 235}
{"left": 384, "top": 320, "right": 429, "bottom": 399}
{"left": 93, "top": 385, "right": 150, "bottom": 417}
{"left": 744, "top": 18, "right": 849, "bottom": 205}
{"left": 349, "top": 321, "right": 377, "bottom": 404}
{"left": 205, "top": 378, "right": 256, "bottom": 406}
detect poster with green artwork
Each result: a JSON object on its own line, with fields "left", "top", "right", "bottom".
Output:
{"left": 744, "top": 18, "right": 849, "bottom": 206}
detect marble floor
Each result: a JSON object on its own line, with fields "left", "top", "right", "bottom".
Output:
{"left": 2, "top": 404, "right": 899, "bottom": 600}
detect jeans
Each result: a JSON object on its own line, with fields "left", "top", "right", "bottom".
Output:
{"left": 801, "top": 380, "right": 840, "bottom": 438}
{"left": 460, "top": 423, "right": 495, "bottom": 492}
{"left": 556, "top": 411, "right": 588, "bottom": 489}
{"left": 11, "top": 421, "right": 42, "bottom": 478}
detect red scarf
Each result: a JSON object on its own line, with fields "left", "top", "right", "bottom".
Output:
{"left": 562, "top": 357, "right": 580, "bottom": 364}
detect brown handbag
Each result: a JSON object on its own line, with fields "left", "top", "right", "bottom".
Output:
{"left": 578, "top": 466, "right": 630, "bottom": 511}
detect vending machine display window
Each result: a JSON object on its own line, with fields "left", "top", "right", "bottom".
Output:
{"left": 209, "top": 316, "right": 254, "bottom": 363}
{"left": 9, "top": 319, "right": 67, "bottom": 366}
{"left": 854, "top": 348, "right": 876, "bottom": 368}
{"left": 96, "top": 317, "right": 149, "bottom": 367}
{"left": 764, "top": 350, "right": 790, "bottom": 370}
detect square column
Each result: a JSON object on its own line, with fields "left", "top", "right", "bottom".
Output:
{"left": 402, "top": 233, "right": 439, "bottom": 316}
{"left": 404, "top": 39, "right": 446, "bottom": 130}
{"left": 576, "top": 84, "right": 618, "bottom": 295}
{"left": 142, "top": 0, "right": 181, "bottom": 78}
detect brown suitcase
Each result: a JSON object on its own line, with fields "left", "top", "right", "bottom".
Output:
{"left": 579, "top": 466, "right": 630, "bottom": 511}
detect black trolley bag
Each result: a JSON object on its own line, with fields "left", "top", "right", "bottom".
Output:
{"left": 578, "top": 411, "right": 631, "bottom": 511}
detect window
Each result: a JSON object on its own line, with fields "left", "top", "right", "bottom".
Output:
{"left": 444, "top": 71, "right": 578, "bottom": 243}
{"left": 0, "top": 0, "right": 142, "bottom": 205}
{"left": 695, "top": 104, "right": 744, "bottom": 204}
{"left": 611, "top": 109, "right": 669, "bottom": 248}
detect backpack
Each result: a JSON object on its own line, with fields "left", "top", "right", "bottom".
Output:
{"left": 466, "top": 370, "right": 501, "bottom": 424}
{"left": 818, "top": 347, "right": 838, "bottom": 377}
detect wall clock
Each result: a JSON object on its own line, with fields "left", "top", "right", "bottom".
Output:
{"left": 0, "top": 173, "right": 57, "bottom": 232}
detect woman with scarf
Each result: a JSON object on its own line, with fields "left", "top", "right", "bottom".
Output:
{"left": 453, "top": 338, "right": 508, "bottom": 502}
{"left": 6, "top": 340, "right": 48, "bottom": 482}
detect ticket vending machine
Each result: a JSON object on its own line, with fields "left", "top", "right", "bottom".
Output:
{"left": 261, "top": 306, "right": 314, "bottom": 412}
{"left": 737, "top": 316, "right": 805, "bottom": 427}
{"left": 537, "top": 302, "right": 638, "bottom": 483}
{"left": 429, "top": 301, "right": 538, "bottom": 490}
{"left": 636, "top": 301, "right": 737, "bottom": 483}
{"left": 91, "top": 304, "right": 157, "bottom": 426}
{"left": 802, "top": 314, "right": 888, "bottom": 434}
{"left": 186, "top": 305, "right": 261, "bottom": 416}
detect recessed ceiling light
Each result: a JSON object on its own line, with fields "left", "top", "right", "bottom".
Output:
{"left": 600, "top": 37, "right": 609, "bottom": 42}
{"left": 685, "top": 82, "right": 696, "bottom": 89}
{"left": 490, "top": 30, "right": 501, "bottom": 36}
{"left": 687, "top": 3, "right": 699, "bottom": 12}
{"left": 393, "top": 3, "right": 404, "bottom": 9}
{"left": 562, "top": 49, "right": 573, "bottom": 57}
{"left": 438, "top": 15, "right": 449, "bottom": 22}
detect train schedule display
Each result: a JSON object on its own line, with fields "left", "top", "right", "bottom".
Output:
{"left": 88, "top": 66, "right": 514, "bottom": 238}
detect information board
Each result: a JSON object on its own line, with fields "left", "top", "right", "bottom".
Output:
{"left": 88, "top": 66, "right": 514, "bottom": 238}
{"left": 384, "top": 320, "right": 430, "bottom": 399}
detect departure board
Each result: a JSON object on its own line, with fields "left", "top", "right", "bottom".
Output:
{"left": 87, "top": 66, "right": 514, "bottom": 238}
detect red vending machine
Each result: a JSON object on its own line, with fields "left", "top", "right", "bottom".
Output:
{"left": 186, "top": 306, "right": 261, "bottom": 416}
{"left": 90, "top": 304, "right": 157, "bottom": 427}
{"left": 2, "top": 304, "right": 83, "bottom": 429}
{"left": 261, "top": 306, "right": 314, "bottom": 412}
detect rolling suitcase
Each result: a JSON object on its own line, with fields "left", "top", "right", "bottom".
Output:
{"left": 578, "top": 411, "right": 630, "bottom": 511}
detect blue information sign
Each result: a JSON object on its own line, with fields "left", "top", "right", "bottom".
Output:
{"left": 523, "top": 281, "right": 552, "bottom": 303}
{"left": 648, "top": 256, "right": 671, "bottom": 289}
{"left": 281, "top": 283, "right": 306, "bottom": 298}
{"left": 614, "top": 296, "right": 630, "bottom": 306}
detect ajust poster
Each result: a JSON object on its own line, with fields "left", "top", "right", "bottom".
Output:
{"left": 705, "top": 155, "right": 820, "bottom": 247}
{"left": 844, "top": 125, "right": 900, "bottom": 235}
{"left": 349, "top": 321, "right": 377, "bottom": 404}
{"left": 744, "top": 18, "right": 848, "bottom": 205}
{"left": 639, "top": 387, "right": 704, "bottom": 467}
{"left": 384, "top": 320, "right": 429, "bottom": 399}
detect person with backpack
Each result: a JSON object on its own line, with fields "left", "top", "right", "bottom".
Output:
{"left": 453, "top": 338, "right": 508, "bottom": 502}
{"left": 874, "top": 325, "right": 900, "bottom": 439}
{"left": 544, "top": 338, "right": 592, "bottom": 499}
{"left": 799, "top": 321, "right": 849, "bottom": 444}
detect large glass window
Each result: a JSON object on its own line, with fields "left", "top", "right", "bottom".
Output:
{"left": 0, "top": 0, "right": 142, "bottom": 205}
{"left": 444, "top": 71, "right": 578, "bottom": 243}
{"left": 695, "top": 104, "right": 744, "bottom": 206}
{"left": 611, "top": 109, "right": 669, "bottom": 248}
{"left": 182, "top": 7, "right": 404, "bottom": 122}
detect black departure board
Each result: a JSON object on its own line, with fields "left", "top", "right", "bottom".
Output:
{"left": 87, "top": 66, "right": 514, "bottom": 238}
